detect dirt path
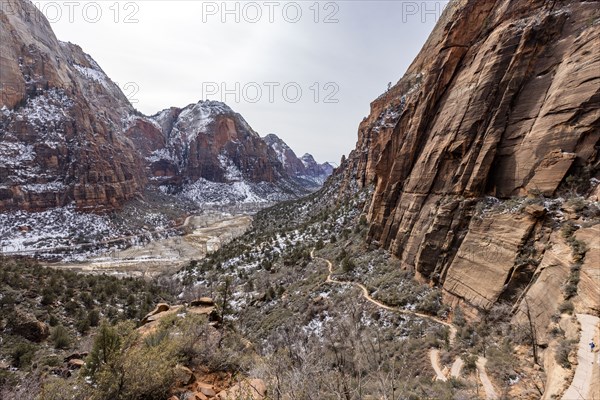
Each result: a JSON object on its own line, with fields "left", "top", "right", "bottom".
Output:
{"left": 314, "top": 251, "right": 457, "bottom": 343}
{"left": 310, "top": 250, "right": 510, "bottom": 396}
{"left": 476, "top": 357, "right": 498, "bottom": 400}
{"left": 430, "top": 349, "right": 448, "bottom": 381}
{"left": 561, "top": 314, "right": 600, "bottom": 400}
{"left": 450, "top": 357, "right": 464, "bottom": 378}
{"left": 313, "top": 251, "right": 464, "bottom": 382}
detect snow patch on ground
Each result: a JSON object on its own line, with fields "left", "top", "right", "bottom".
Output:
{"left": 218, "top": 154, "right": 243, "bottom": 181}
{"left": 0, "top": 142, "right": 36, "bottom": 167}
{"left": 176, "top": 179, "right": 283, "bottom": 205}
{"left": 0, "top": 205, "right": 117, "bottom": 254}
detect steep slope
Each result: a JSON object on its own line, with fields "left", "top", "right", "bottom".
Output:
{"left": 121, "top": 107, "right": 313, "bottom": 205}
{"left": 126, "top": 105, "right": 288, "bottom": 187}
{"left": 340, "top": 0, "right": 599, "bottom": 290}
{"left": 263, "top": 133, "right": 306, "bottom": 177}
{"left": 263, "top": 134, "right": 334, "bottom": 186}
{"left": 300, "top": 153, "right": 334, "bottom": 185}
{"left": 0, "top": 0, "right": 146, "bottom": 212}
{"left": 0, "top": 0, "right": 315, "bottom": 214}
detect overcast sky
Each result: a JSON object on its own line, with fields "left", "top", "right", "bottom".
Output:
{"left": 36, "top": 1, "right": 446, "bottom": 163}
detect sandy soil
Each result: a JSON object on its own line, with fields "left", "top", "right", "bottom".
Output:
{"left": 45, "top": 213, "right": 252, "bottom": 278}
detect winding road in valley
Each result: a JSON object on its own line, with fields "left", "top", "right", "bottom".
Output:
{"left": 311, "top": 250, "right": 500, "bottom": 399}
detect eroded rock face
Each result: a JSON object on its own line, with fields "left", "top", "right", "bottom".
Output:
{"left": 442, "top": 213, "right": 537, "bottom": 310}
{"left": 0, "top": 0, "right": 146, "bottom": 212}
{"left": 141, "top": 103, "right": 287, "bottom": 185}
{"left": 573, "top": 225, "right": 600, "bottom": 316}
{"left": 1, "top": 0, "right": 314, "bottom": 213}
{"left": 263, "top": 134, "right": 334, "bottom": 186}
{"left": 339, "top": 0, "right": 599, "bottom": 307}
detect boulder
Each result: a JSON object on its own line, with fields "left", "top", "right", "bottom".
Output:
{"left": 64, "top": 352, "right": 88, "bottom": 362}
{"left": 67, "top": 359, "right": 85, "bottom": 369}
{"left": 198, "top": 387, "right": 216, "bottom": 397}
{"left": 141, "top": 303, "right": 171, "bottom": 325}
{"left": 216, "top": 379, "right": 267, "bottom": 400}
{"left": 11, "top": 312, "right": 49, "bottom": 342}
{"left": 174, "top": 364, "right": 195, "bottom": 386}
{"left": 524, "top": 204, "right": 546, "bottom": 219}
{"left": 190, "top": 297, "right": 215, "bottom": 307}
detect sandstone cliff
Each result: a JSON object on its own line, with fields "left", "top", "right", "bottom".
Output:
{"left": 340, "top": 0, "right": 599, "bottom": 310}
{"left": 0, "top": 0, "right": 146, "bottom": 211}
{"left": 0, "top": 0, "right": 316, "bottom": 213}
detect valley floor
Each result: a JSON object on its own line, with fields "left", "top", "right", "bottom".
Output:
{"left": 44, "top": 212, "right": 252, "bottom": 278}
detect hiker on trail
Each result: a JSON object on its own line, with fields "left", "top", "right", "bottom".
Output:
{"left": 590, "top": 340, "right": 596, "bottom": 352}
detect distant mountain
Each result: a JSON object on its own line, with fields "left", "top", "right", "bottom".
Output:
{"left": 300, "top": 153, "right": 335, "bottom": 186}
{"left": 0, "top": 0, "right": 321, "bottom": 211}
{"left": 263, "top": 134, "right": 334, "bottom": 187}
{"left": 123, "top": 104, "right": 311, "bottom": 205}
{"left": 0, "top": 0, "right": 145, "bottom": 212}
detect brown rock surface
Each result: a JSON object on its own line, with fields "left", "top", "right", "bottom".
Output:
{"left": 0, "top": 0, "right": 146, "bottom": 212}
{"left": 442, "top": 213, "right": 537, "bottom": 309}
{"left": 216, "top": 379, "right": 267, "bottom": 400}
{"left": 140, "top": 303, "right": 172, "bottom": 325}
{"left": 513, "top": 233, "right": 572, "bottom": 345}
{"left": 190, "top": 297, "right": 215, "bottom": 307}
{"left": 336, "top": 0, "right": 600, "bottom": 313}
{"left": 124, "top": 103, "right": 291, "bottom": 188}
{"left": 573, "top": 225, "right": 600, "bottom": 316}
{"left": 174, "top": 365, "right": 195, "bottom": 386}
{"left": 67, "top": 359, "right": 85, "bottom": 369}
{"left": 11, "top": 310, "right": 49, "bottom": 342}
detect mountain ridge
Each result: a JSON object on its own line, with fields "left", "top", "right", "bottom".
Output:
{"left": 0, "top": 0, "right": 332, "bottom": 213}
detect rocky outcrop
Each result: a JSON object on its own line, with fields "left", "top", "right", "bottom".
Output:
{"left": 442, "top": 213, "right": 537, "bottom": 310}
{"left": 1, "top": 0, "right": 317, "bottom": 214}
{"left": 216, "top": 379, "right": 267, "bottom": 400}
{"left": 0, "top": 0, "right": 146, "bottom": 212}
{"left": 263, "top": 133, "right": 334, "bottom": 186}
{"left": 135, "top": 103, "right": 288, "bottom": 185}
{"left": 572, "top": 225, "right": 600, "bottom": 316}
{"left": 338, "top": 0, "right": 599, "bottom": 310}
{"left": 300, "top": 153, "right": 334, "bottom": 185}
{"left": 513, "top": 233, "right": 572, "bottom": 345}
{"left": 263, "top": 134, "right": 307, "bottom": 177}
{"left": 10, "top": 310, "right": 49, "bottom": 342}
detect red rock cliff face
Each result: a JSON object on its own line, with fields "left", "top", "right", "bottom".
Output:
{"left": 1, "top": 0, "right": 303, "bottom": 212}
{"left": 0, "top": 0, "right": 146, "bottom": 212}
{"left": 342, "top": 0, "right": 599, "bottom": 282}
{"left": 125, "top": 102, "right": 288, "bottom": 186}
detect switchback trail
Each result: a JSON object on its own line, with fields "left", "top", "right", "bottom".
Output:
{"left": 477, "top": 357, "right": 498, "bottom": 400}
{"left": 312, "top": 250, "right": 457, "bottom": 343}
{"left": 430, "top": 349, "right": 448, "bottom": 381}
{"left": 561, "top": 314, "right": 600, "bottom": 400}
{"left": 311, "top": 250, "right": 504, "bottom": 398}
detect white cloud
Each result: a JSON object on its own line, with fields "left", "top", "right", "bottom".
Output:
{"left": 37, "top": 0, "right": 443, "bottom": 163}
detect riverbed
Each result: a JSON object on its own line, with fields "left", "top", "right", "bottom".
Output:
{"left": 45, "top": 212, "right": 252, "bottom": 278}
